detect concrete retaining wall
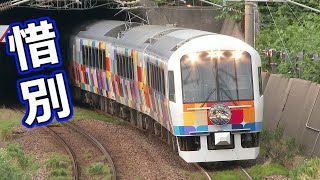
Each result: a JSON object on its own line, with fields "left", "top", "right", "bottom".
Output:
{"left": 264, "top": 74, "right": 320, "bottom": 156}
{"left": 147, "top": 6, "right": 244, "bottom": 40}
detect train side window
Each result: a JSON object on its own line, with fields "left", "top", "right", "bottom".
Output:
{"left": 119, "top": 54, "right": 122, "bottom": 76}
{"left": 152, "top": 64, "right": 155, "bottom": 89}
{"left": 93, "top": 47, "right": 95, "bottom": 68}
{"left": 128, "top": 56, "right": 132, "bottom": 80}
{"left": 153, "top": 65, "right": 156, "bottom": 90}
{"left": 146, "top": 62, "right": 149, "bottom": 85}
{"left": 81, "top": 45, "right": 84, "bottom": 64}
{"left": 83, "top": 46, "right": 86, "bottom": 66}
{"left": 82, "top": 45, "right": 85, "bottom": 65}
{"left": 124, "top": 55, "right": 128, "bottom": 78}
{"left": 168, "top": 71, "right": 175, "bottom": 102}
{"left": 128, "top": 56, "right": 131, "bottom": 79}
{"left": 131, "top": 57, "right": 134, "bottom": 80}
{"left": 87, "top": 46, "right": 90, "bottom": 66}
{"left": 162, "top": 69, "right": 165, "bottom": 95}
{"left": 258, "top": 67, "right": 263, "bottom": 96}
{"left": 101, "top": 49, "right": 105, "bottom": 70}
{"left": 97, "top": 48, "right": 100, "bottom": 69}
{"left": 150, "top": 64, "right": 153, "bottom": 88}
{"left": 94, "top": 47, "right": 97, "bottom": 68}
{"left": 121, "top": 54, "right": 125, "bottom": 77}
{"left": 88, "top": 46, "right": 91, "bottom": 67}
{"left": 98, "top": 49, "right": 101, "bottom": 70}
{"left": 159, "top": 67, "right": 162, "bottom": 92}
{"left": 157, "top": 66, "right": 160, "bottom": 92}
{"left": 116, "top": 53, "right": 120, "bottom": 75}
{"left": 87, "top": 46, "right": 91, "bottom": 67}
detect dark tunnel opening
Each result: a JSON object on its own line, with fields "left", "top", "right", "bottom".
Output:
{"left": 0, "top": 7, "right": 127, "bottom": 105}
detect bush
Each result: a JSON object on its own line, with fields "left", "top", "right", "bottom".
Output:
{"left": 248, "top": 163, "right": 289, "bottom": 180}
{"left": 46, "top": 153, "right": 71, "bottom": 179}
{"left": 290, "top": 158, "right": 320, "bottom": 180}
{"left": 87, "top": 162, "right": 110, "bottom": 176}
{"left": 0, "top": 143, "right": 39, "bottom": 179}
{"left": 260, "top": 127, "right": 303, "bottom": 167}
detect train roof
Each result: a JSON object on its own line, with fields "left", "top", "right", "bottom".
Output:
{"left": 76, "top": 20, "right": 216, "bottom": 60}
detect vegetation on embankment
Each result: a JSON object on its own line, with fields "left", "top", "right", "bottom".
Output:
{"left": 0, "top": 107, "right": 23, "bottom": 140}
{"left": 0, "top": 143, "right": 39, "bottom": 179}
{"left": 72, "top": 107, "right": 121, "bottom": 124}
{"left": 46, "top": 153, "right": 72, "bottom": 179}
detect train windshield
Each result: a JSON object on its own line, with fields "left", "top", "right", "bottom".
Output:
{"left": 181, "top": 51, "right": 253, "bottom": 103}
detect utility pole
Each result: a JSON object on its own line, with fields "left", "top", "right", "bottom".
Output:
{"left": 224, "top": 0, "right": 320, "bottom": 47}
{"left": 244, "top": 1, "right": 256, "bottom": 46}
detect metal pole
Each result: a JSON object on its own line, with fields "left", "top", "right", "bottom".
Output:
{"left": 245, "top": 1, "right": 255, "bottom": 46}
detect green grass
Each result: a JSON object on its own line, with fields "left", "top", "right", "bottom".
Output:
{"left": 289, "top": 158, "right": 320, "bottom": 180}
{"left": 183, "top": 171, "right": 206, "bottom": 180}
{"left": 72, "top": 107, "right": 120, "bottom": 124}
{"left": 211, "top": 169, "right": 246, "bottom": 180}
{"left": 46, "top": 153, "right": 72, "bottom": 180}
{"left": 260, "top": 127, "right": 303, "bottom": 167}
{"left": 0, "top": 143, "right": 39, "bottom": 180}
{"left": 86, "top": 162, "right": 112, "bottom": 179}
{"left": 248, "top": 163, "right": 289, "bottom": 180}
{"left": 0, "top": 108, "right": 23, "bottom": 140}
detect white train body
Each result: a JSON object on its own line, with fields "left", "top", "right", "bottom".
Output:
{"left": 69, "top": 20, "right": 263, "bottom": 163}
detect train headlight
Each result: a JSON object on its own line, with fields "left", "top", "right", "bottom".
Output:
{"left": 208, "top": 103, "right": 232, "bottom": 125}
{"left": 233, "top": 50, "right": 243, "bottom": 59}
{"left": 189, "top": 53, "right": 199, "bottom": 63}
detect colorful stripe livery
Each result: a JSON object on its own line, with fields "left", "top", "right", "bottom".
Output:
{"left": 174, "top": 101, "right": 262, "bottom": 135}
{"left": 72, "top": 38, "right": 173, "bottom": 132}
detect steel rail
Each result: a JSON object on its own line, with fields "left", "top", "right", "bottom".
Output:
{"left": 63, "top": 121, "right": 117, "bottom": 180}
{"left": 93, "top": 108, "right": 212, "bottom": 180}
{"left": 9, "top": 107, "right": 80, "bottom": 180}
{"left": 239, "top": 165, "right": 253, "bottom": 180}
{"left": 193, "top": 163, "right": 212, "bottom": 180}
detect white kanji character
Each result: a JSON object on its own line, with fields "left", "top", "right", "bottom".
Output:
{"left": 19, "top": 72, "right": 72, "bottom": 127}
{"left": 8, "top": 26, "right": 28, "bottom": 71}
{"left": 24, "top": 20, "right": 55, "bottom": 43}
{"left": 29, "top": 40, "right": 59, "bottom": 68}
{"left": 47, "top": 73, "right": 71, "bottom": 119}
{"left": 7, "top": 18, "right": 59, "bottom": 72}
{"left": 20, "top": 78, "right": 51, "bottom": 125}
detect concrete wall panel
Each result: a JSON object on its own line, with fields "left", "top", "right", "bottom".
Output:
{"left": 263, "top": 74, "right": 291, "bottom": 130}
{"left": 262, "top": 72, "right": 271, "bottom": 93}
{"left": 307, "top": 86, "right": 320, "bottom": 130}
{"left": 279, "top": 79, "right": 315, "bottom": 140}
{"left": 148, "top": 7, "right": 223, "bottom": 33}
{"left": 300, "top": 128, "right": 319, "bottom": 155}
{"left": 313, "top": 138, "right": 320, "bottom": 156}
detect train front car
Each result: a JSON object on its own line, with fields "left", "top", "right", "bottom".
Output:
{"left": 169, "top": 35, "right": 263, "bottom": 162}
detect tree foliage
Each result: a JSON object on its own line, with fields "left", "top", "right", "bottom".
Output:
{"left": 256, "top": 0, "right": 320, "bottom": 82}
{"left": 211, "top": 0, "right": 320, "bottom": 83}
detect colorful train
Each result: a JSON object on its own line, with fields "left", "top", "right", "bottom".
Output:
{"left": 69, "top": 20, "right": 263, "bottom": 162}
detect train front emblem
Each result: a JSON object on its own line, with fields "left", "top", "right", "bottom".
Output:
{"left": 208, "top": 104, "right": 232, "bottom": 125}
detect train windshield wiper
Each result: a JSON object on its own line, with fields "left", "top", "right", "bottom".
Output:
{"left": 200, "top": 88, "right": 216, "bottom": 107}
{"left": 219, "top": 86, "right": 238, "bottom": 106}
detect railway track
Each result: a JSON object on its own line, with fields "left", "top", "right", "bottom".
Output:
{"left": 92, "top": 108, "right": 255, "bottom": 180}
{"left": 93, "top": 108, "right": 215, "bottom": 179}
{"left": 239, "top": 165, "right": 253, "bottom": 180}
{"left": 10, "top": 107, "right": 116, "bottom": 180}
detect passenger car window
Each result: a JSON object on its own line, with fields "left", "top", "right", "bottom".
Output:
{"left": 168, "top": 71, "right": 175, "bottom": 102}
{"left": 258, "top": 67, "right": 263, "bottom": 96}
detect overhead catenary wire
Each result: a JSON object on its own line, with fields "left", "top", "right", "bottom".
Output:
{"left": 286, "top": 2, "right": 303, "bottom": 26}
{"left": 265, "top": 2, "right": 297, "bottom": 75}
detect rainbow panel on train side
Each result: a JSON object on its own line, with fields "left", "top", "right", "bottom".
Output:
{"left": 71, "top": 38, "right": 173, "bottom": 132}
